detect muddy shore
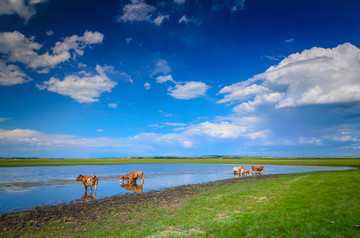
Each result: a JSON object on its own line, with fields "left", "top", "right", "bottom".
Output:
{"left": 0, "top": 175, "right": 277, "bottom": 233}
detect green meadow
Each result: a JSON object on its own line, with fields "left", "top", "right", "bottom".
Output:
{"left": 6, "top": 169, "right": 360, "bottom": 237}
{"left": 1, "top": 156, "right": 360, "bottom": 167}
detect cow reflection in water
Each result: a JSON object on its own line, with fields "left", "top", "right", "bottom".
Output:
{"left": 76, "top": 191, "right": 96, "bottom": 202}
{"left": 120, "top": 182, "right": 144, "bottom": 193}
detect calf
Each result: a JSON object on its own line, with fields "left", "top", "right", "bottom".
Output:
{"left": 76, "top": 174, "right": 98, "bottom": 192}
{"left": 233, "top": 166, "right": 244, "bottom": 174}
{"left": 251, "top": 166, "right": 265, "bottom": 175}
{"left": 241, "top": 168, "right": 251, "bottom": 176}
{"left": 120, "top": 171, "right": 144, "bottom": 184}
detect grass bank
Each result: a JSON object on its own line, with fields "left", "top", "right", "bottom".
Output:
{"left": 5, "top": 169, "right": 360, "bottom": 237}
{"left": 1, "top": 156, "right": 360, "bottom": 167}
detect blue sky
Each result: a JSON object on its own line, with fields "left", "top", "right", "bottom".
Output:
{"left": 0, "top": 0, "right": 360, "bottom": 158}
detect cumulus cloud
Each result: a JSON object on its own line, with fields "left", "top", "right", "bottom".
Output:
{"left": 219, "top": 43, "right": 360, "bottom": 112}
{"left": 0, "top": 0, "right": 47, "bottom": 22}
{"left": 168, "top": 81, "right": 209, "bottom": 99}
{"left": 117, "top": 0, "right": 168, "bottom": 26}
{"left": 0, "top": 30, "right": 103, "bottom": 71}
{"left": 118, "top": 0, "right": 156, "bottom": 23}
{"left": 156, "top": 74, "right": 175, "bottom": 84}
{"left": 0, "top": 60, "right": 32, "bottom": 86}
{"left": 37, "top": 65, "right": 117, "bottom": 103}
{"left": 144, "top": 82, "right": 151, "bottom": 90}
{"left": 152, "top": 59, "right": 171, "bottom": 76}
{"left": 153, "top": 14, "right": 169, "bottom": 25}
{"left": 187, "top": 121, "right": 247, "bottom": 139}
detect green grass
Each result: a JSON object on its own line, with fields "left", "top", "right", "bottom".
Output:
{"left": 1, "top": 156, "right": 360, "bottom": 167}
{"left": 8, "top": 169, "right": 360, "bottom": 237}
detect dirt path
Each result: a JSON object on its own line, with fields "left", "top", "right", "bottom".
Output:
{"left": 0, "top": 175, "right": 277, "bottom": 233}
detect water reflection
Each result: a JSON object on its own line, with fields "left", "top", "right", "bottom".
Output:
{"left": 120, "top": 182, "right": 143, "bottom": 193}
{"left": 76, "top": 191, "right": 96, "bottom": 202}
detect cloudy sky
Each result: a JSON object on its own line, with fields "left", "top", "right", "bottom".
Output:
{"left": 0, "top": 0, "right": 360, "bottom": 158}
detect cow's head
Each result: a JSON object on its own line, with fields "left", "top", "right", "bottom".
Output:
{"left": 120, "top": 176, "right": 124, "bottom": 182}
{"left": 76, "top": 174, "right": 83, "bottom": 181}
{"left": 262, "top": 167, "right": 265, "bottom": 171}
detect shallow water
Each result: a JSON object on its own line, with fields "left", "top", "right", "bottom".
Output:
{"left": 0, "top": 163, "right": 354, "bottom": 213}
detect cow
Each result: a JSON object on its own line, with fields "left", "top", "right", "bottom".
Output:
{"left": 120, "top": 182, "right": 144, "bottom": 193}
{"left": 240, "top": 168, "right": 251, "bottom": 176}
{"left": 251, "top": 166, "right": 265, "bottom": 175}
{"left": 76, "top": 174, "right": 98, "bottom": 192}
{"left": 120, "top": 171, "right": 144, "bottom": 184}
{"left": 233, "top": 166, "right": 244, "bottom": 174}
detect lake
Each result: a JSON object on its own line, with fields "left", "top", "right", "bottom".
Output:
{"left": 0, "top": 163, "right": 354, "bottom": 213}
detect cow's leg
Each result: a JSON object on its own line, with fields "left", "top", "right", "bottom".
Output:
{"left": 83, "top": 184, "right": 87, "bottom": 191}
{"left": 141, "top": 177, "right": 144, "bottom": 185}
{"left": 90, "top": 185, "right": 93, "bottom": 192}
{"left": 94, "top": 181, "right": 98, "bottom": 192}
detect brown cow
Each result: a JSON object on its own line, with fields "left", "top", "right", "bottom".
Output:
{"left": 120, "top": 171, "right": 144, "bottom": 184}
{"left": 76, "top": 174, "right": 98, "bottom": 192}
{"left": 241, "top": 168, "right": 251, "bottom": 176}
{"left": 233, "top": 166, "right": 244, "bottom": 174}
{"left": 251, "top": 166, "right": 265, "bottom": 175}
{"left": 120, "top": 182, "right": 144, "bottom": 193}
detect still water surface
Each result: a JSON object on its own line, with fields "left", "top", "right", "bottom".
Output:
{"left": 0, "top": 163, "right": 353, "bottom": 213}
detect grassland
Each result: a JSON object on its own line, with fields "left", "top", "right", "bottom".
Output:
{"left": 4, "top": 169, "right": 359, "bottom": 237}
{"left": 1, "top": 156, "right": 360, "bottom": 167}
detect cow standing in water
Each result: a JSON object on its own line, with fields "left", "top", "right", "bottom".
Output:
{"left": 240, "top": 168, "right": 251, "bottom": 176}
{"left": 233, "top": 166, "right": 244, "bottom": 174}
{"left": 120, "top": 171, "right": 144, "bottom": 184}
{"left": 76, "top": 174, "right": 98, "bottom": 192}
{"left": 251, "top": 166, "right": 265, "bottom": 175}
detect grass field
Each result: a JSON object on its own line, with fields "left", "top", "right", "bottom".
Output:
{"left": 1, "top": 156, "right": 360, "bottom": 167}
{"left": 6, "top": 169, "right": 360, "bottom": 237}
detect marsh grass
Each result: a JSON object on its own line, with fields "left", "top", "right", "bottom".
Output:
{"left": 7, "top": 169, "right": 359, "bottom": 237}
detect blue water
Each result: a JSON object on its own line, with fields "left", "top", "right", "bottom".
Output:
{"left": 0, "top": 163, "right": 354, "bottom": 213}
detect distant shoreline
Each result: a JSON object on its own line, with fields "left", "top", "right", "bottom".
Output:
{"left": 1, "top": 157, "right": 360, "bottom": 167}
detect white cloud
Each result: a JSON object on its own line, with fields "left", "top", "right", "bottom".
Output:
{"left": 96, "top": 129, "right": 104, "bottom": 132}
{"left": 168, "top": 81, "right": 209, "bottom": 99}
{"left": 144, "top": 82, "right": 151, "bottom": 90}
{"left": 299, "top": 136, "right": 322, "bottom": 145}
{"left": 108, "top": 103, "right": 118, "bottom": 108}
{"left": 0, "top": 0, "right": 47, "bottom": 22}
{"left": 0, "top": 60, "right": 32, "bottom": 86}
{"left": 219, "top": 43, "right": 360, "bottom": 111}
{"left": 152, "top": 59, "right": 171, "bottom": 76}
{"left": 0, "top": 30, "right": 103, "bottom": 71}
{"left": 0, "top": 117, "right": 10, "bottom": 122}
{"left": 156, "top": 74, "right": 175, "bottom": 84}
{"left": 133, "top": 132, "right": 194, "bottom": 148}
{"left": 164, "top": 122, "right": 187, "bottom": 127}
{"left": 178, "top": 15, "right": 202, "bottom": 26}
{"left": 45, "top": 30, "right": 54, "bottom": 36}
{"left": 153, "top": 14, "right": 169, "bottom": 26}
{"left": 118, "top": 0, "right": 156, "bottom": 23}
{"left": 37, "top": 65, "right": 117, "bottom": 103}
{"left": 187, "top": 121, "right": 247, "bottom": 139}
{"left": 284, "top": 38, "right": 295, "bottom": 43}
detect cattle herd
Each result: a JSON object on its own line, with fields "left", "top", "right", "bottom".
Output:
{"left": 76, "top": 166, "right": 265, "bottom": 192}
{"left": 232, "top": 165, "right": 265, "bottom": 176}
